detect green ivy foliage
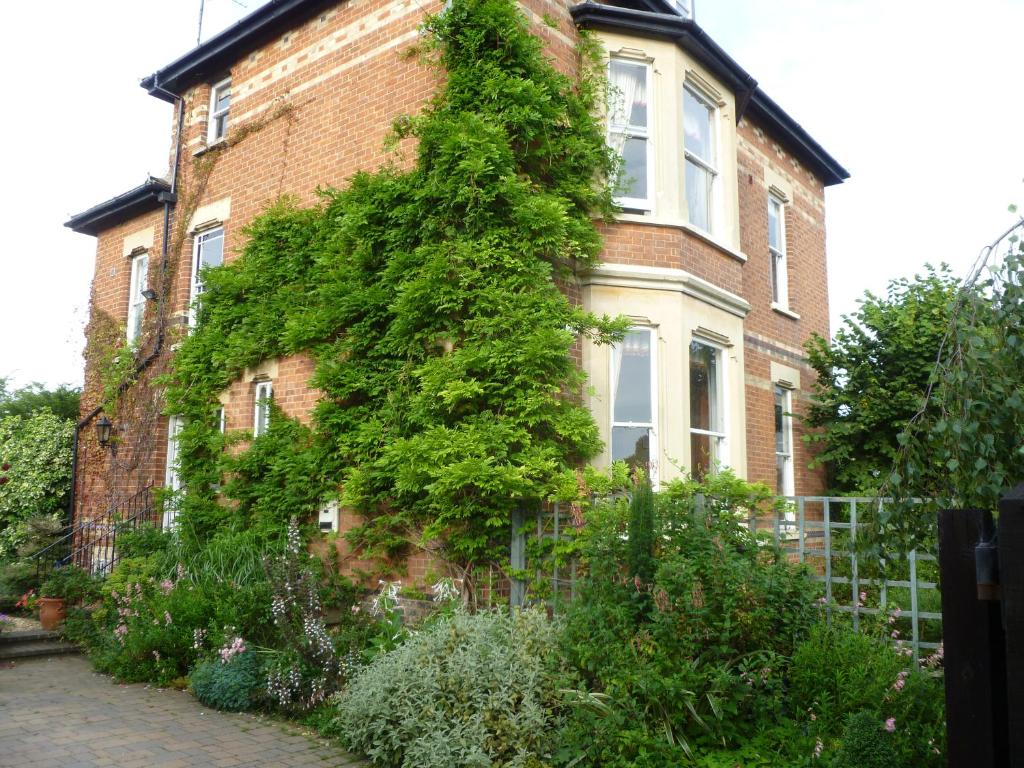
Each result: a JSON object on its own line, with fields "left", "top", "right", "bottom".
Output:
{"left": 803, "top": 264, "right": 961, "bottom": 494}
{"left": 163, "top": 0, "right": 627, "bottom": 569}
{"left": 0, "top": 411, "right": 74, "bottom": 559}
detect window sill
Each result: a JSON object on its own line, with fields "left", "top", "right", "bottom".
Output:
{"left": 771, "top": 303, "right": 801, "bottom": 320}
{"left": 614, "top": 213, "right": 748, "bottom": 264}
{"left": 193, "top": 138, "right": 228, "bottom": 157}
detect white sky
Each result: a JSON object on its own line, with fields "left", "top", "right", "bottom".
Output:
{"left": 1, "top": 0, "right": 1020, "bottom": 390}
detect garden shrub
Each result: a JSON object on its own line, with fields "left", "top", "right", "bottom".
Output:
{"left": 832, "top": 710, "right": 897, "bottom": 768}
{"left": 558, "top": 474, "right": 817, "bottom": 765}
{"left": 191, "top": 650, "right": 263, "bottom": 712}
{"left": 788, "top": 622, "right": 905, "bottom": 734}
{"left": 334, "top": 608, "right": 567, "bottom": 768}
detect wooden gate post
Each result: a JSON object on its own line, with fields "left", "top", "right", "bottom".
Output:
{"left": 938, "top": 508, "right": 1008, "bottom": 767}
{"left": 998, "top": 485, "right": 1024, "bottom": 767}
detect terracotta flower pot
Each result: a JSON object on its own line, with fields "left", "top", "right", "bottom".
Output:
{"left": 37, "top": 597, "right": 66, "bottom": 631}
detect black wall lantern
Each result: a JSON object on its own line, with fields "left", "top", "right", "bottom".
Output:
{"left": 96, "top": 415, "right": 113, "bottom": 450}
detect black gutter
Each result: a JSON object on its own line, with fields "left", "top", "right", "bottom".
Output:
{"left": 65, "top": 178, "right": 171, "bottom": 236}
{"left": 570, "top": 2, "right": 849, "bottom": 186}
{"left": 746, "top": 90, "right": 849, "bottom": 186}
{"left": 141, "top": 0, "right": 336, "bottom": 102}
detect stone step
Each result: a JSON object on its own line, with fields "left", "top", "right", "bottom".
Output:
{"left": 0, "top": 629, "right": 61, "bottom": 645}
{"left": 0, "top": 639, "right": 79, "bottom": 661}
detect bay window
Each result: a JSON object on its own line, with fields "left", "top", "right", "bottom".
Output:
{"left": 611, "top": 327, "right": 657, "bottom": 481}
{"left": 689, "top": 340, "right": 725, "bottom": 479}
{"left": 683, "top": 85, "right": 717, "bottom": 233}
{"left": 608, "top": 59, "right": 651, "bottom": 212}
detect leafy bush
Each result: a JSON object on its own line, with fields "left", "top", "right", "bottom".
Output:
{"left": 788, "top": 622, "right": 905, "bottom": 734}
{"left": 335, "top": 608, "right": 566, "bottom": 768}
{"left": 40, "top": 565, "right": 100, "bottom": 603}
{"left": 558, "top": 474, "right": 817, "bottom": 765}
{"left": 191, "top": 650, "right": 263, "bottom": 712}
{"left": 832, "top": 710, "right": 896, "bottom": 768}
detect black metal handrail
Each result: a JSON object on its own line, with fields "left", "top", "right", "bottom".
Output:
{"left": 30, "top": 486, "right": 159, "bottom": 579}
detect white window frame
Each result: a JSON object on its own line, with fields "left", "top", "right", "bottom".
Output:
{"left": 164, "top": 415, "right": 185, "bottom": 530}
{"left": 607, "top": 58, "right": 653, "bottom": 213}
{"left": 253, "top": 380, "right": 273, "bottom": 437}
{"left": 126, "top": 250, "right": 149, "bottom": 344}
{"left": 610, "top": 326, "right": 659, "bottom": 487}
{"left": 682, "top": 82, "right": 720, "bottom": 234}
{"left": 208, "top": 78, "right": 231, "bottom": 144}
{"left": 189, "top": 226, "right": 225, "bottom": 326}
{"left": 775, "top": 384, "right": 795, "bottom": 497}
{"left": 216, "top": 406, "right": 226, "bottom": 434}
{"left": 688, "top": 338, "right": 728, "bottom": 479}
{"left": 769, "top": 194, "right": 789, "bottom": 309}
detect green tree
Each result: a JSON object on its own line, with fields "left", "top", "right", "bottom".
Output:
{"left": 0, "top": 378, "right": 81, "bottom": 421}
{"left": 803, "top": 264, "right": 961, "bottom": 493}
{"left": 0, "top": 411, "right": 74, "bottom": 559}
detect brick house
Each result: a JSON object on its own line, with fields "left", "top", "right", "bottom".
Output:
{"left": 65, "top": 0, "right": 847, "bottom": 578}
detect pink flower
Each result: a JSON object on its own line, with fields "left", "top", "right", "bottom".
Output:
{"left": 164, "top": 611, "right": 172, "bottom": 626}
{"left": 859, "top": 591, "right": 867, "bottom": 602}
{"left": 159, "top": 580, "right": 174, "bottom": 594}
{"left": 885, "top": 718, "right": 896, "bottom": 733}
{"left": 813, "top": 739, "right": 823, "bottom": 759}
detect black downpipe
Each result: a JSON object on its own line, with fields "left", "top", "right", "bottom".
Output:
{"left": 67, "top": 80, "right": 185, "bottom": 527}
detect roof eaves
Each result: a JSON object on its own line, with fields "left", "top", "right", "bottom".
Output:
{"left": 65, "top": 177, "right": 172, "bottom": 237}
{"left": 570, "top": 2, "right": 849, "bottom": 186}
{"left": 140, "top": 0, "right": 336, "bottom": 102}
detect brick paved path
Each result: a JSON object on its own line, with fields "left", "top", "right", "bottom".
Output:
{"left": 0, "top": 656, "right": 368, "bottom": 768}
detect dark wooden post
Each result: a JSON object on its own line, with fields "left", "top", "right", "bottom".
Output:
{"left": 938, "top": 508, "right": 1008, "bottom": 767}
{"left": 999, "top": 485, "right": 1024, "bottom": 767}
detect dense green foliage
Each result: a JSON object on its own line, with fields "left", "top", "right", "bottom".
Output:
{"left": 39, "top": 565, "right": 100, "bottom": 603}
{"left": 0, "top": 379, "right": 81, "bottom": 422}
{"left": 804, "top": 264, "right": 960, "bottom": 493}
{"left": 558, "top": 476, "right": 817, "bottom": 765}
{"left": 626, "top": 475, "right": 655, "bottom": 584}
{"left": 162, "top": 0, "right": 625, "bottom": 573}
{"left": 335, "top": 609, "right": 566, "bottom": 768}
{"left": 0, "top": 411, "right": 74, "bottom": 559}
{"left": 191, "top": 651, "right": 264, "bottom": 712}
{"left": 890, "top": 244, "right": 1024, "bottom": 541}
{"left": 832, "top": 711, "right": 896, "bottom": 768}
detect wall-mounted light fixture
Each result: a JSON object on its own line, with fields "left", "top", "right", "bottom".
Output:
{"left": 141, "top": 288, "right": 158, "bottom": 301}
{"left": 96, "top": 415, "right": 113, "bottom": 450}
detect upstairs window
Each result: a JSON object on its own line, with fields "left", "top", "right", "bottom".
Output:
{"left": 127, "top": 250, "right": 149, "bottom": 344}
{"left": 769, "top": 195, "right": 789, "bottom": 308}
{"left": 611, "top": 327, "right": 657, "bottom": 482}
{"left": 689, "top": 340, "right": 725, "bottom": 480}
{"left": 608, "top": 59, "right": 651, "bottom": 212}
{"left": 253, "top": 380, "right": 273, "bottom": 437}
{"left": 208, "top": 78, "right": 231, "bottom": 143}
{"left": 683, "top": 85, "right": 717, "bottom": 233}
{"left": 190, "top": 227, "right": 224, "bottom": 324}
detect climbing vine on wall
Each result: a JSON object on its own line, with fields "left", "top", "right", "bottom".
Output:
{"left": 162, "top": 0, "right": 627, "bottom": 576}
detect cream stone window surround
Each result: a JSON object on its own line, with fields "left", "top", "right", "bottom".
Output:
{"left": 581, "top": 263, "right": 751, "bottom": 319}
{"left": 598, "top": 32, "right": 743, "bottom": 253}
